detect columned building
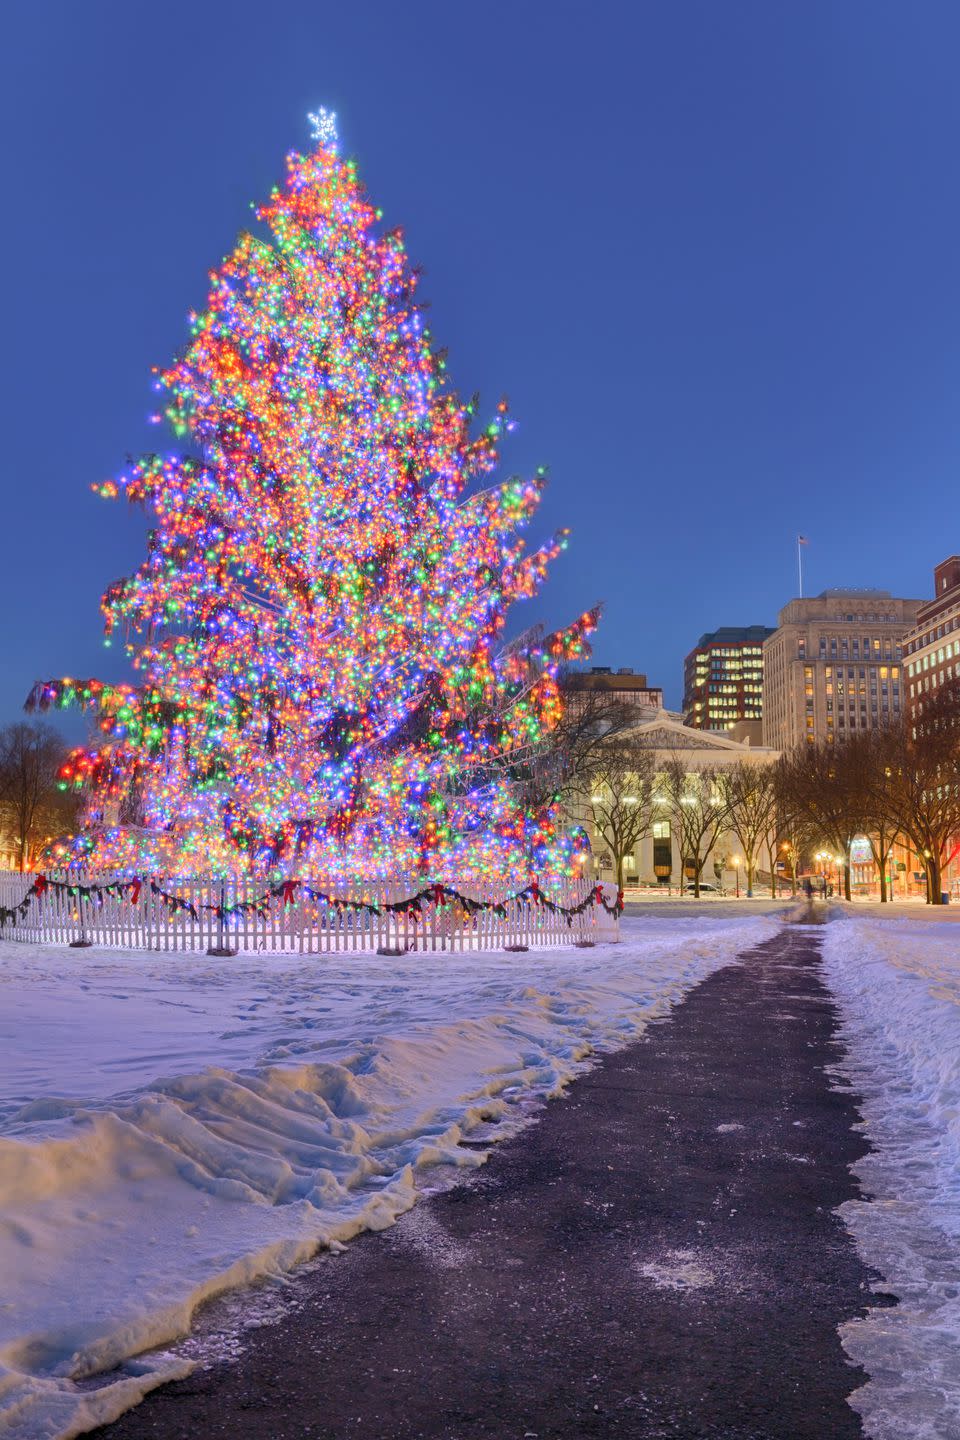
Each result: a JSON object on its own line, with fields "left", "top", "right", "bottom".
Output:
{"left": 578, "top": 709, "right": 778, "bottom": 888}
{"left": 903, "top": 556, "right": 960, "bottom": 730}
{"left": 683, "top": 626, "right": 774, "bottom": 732}
{"left": 762, "top": 590, "right": 921, "bottom": 750}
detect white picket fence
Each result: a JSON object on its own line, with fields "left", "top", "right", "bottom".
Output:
{"left": 0, "top": 871, "right": 619, "bottom": 954}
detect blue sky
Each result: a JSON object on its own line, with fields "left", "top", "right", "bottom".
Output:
{"left": 2, "top": 0, "right": 958, "bottom": 719}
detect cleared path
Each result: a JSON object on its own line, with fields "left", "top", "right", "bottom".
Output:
{"left": 98, "top": 925, "right": 880, "bottom": 1440}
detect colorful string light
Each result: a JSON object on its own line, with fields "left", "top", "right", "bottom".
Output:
{"left": 29, "top": 119, "right": 598, "bottom": 879}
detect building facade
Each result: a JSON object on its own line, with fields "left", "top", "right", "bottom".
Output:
{"left": 683, "top": 626, "right": 774, "bottom": 732}
{"left": 903, "top": 556, "right": 960, "bottom": 729}
{"left": 579, "top": 709, "right": 778, "bottom": 889}
{"left": 564, "top": 666, "right": 663, "bottom": 712}
{"left": 762, "top": 590, "right": 922, "bottom": 750}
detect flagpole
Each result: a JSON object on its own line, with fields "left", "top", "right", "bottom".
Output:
{"left": 797, "top": 536, "right": 804, "bottom": 599}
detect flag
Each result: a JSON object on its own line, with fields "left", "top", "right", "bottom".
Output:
{"left": 798, "top": 534, "right": 809, "bottom": 545}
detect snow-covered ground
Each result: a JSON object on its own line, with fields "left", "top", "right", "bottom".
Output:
{"left": 0, "top": 915, "right": 774, "bottom": 1440}
{"left": 823, "top": 914, "right": 960, "bottom": 1440}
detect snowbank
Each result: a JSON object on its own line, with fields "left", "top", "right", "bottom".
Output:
{"left": 822, "top": 916, "right": 960, "bottom": 1439}
{"left": 0, "top": 915, "right": 774, "bottom": 1439}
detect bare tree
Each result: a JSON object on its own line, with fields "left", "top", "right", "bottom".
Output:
{"left": 883, "top": 680, "right": 960, "bottom": 904}
{"left": 551, "top": 685, "right": 639, "bottom": 811}
{"left": 658, "top": 760, "right": 734, "bottom": 898}
{"left": 727, "top": 761, "right": 777, "bottom": 897}
{"left": 777, "top": 742, "right": 870, "bottom": 900}
{"left": 569, "top": 735, "right": 656, "bottom": 889}
{"left": 0, "top": 723, "right": 74, "bottom": 872}
{"left": 853, "top": 728, "right": 902, "bottom": 903}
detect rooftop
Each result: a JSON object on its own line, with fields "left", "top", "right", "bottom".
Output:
{"left": 565, "top": 666, "right": 658, "bottom": 691}
{"left": 817, "top": 588, "right": 894, "bottom": 599}
{"left": 694, "top": 626, "right": 775, "bottom": 648}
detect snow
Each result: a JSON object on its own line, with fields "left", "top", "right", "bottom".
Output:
{"left": 822, "top": 913, "right": 960, "bottom": 1440}
{"left": 0, "top": 915, "right": 774, "bottom": 1440}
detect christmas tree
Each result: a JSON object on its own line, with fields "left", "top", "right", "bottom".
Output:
{"left": 29, "top": 113, "right": 597, "bottom": 879}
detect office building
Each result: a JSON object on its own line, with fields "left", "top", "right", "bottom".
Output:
{"left": 564, "top": 666, "right": 663, "bottom": 712}
{"left": 683, "top": 626, "right": 774, "bottom": 732}
{"left": 762, "top": 589, "right": 922, "bottom": 749}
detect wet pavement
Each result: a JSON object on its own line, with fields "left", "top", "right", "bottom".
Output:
{"left": 97, "top": 925, "right": 880, "bottom": 1440}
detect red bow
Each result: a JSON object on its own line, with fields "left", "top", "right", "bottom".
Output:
{"left": 129, "top": 880, "right": 141, "bottom": 905}
{"left": 282, "top": 880, "right": 298, "bottom": 907}
{"left": 33, "top": 874, "right": 47, "bottom": 898}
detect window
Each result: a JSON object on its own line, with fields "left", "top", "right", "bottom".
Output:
{"left": 652, "top": 820, "right": 670, "bottom": 840}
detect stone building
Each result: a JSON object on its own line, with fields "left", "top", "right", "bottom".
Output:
{"left": 579, "top": 708, "right": 778, "bottom": 889}
{"left": 761, "top": 590, "right": 921, "bottom": 750}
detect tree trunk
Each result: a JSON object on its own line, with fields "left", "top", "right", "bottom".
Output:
{"left": 843, "top": 862, "right": 851, "bottom": 901}
{"left": 878, "top": 862, "right": 887, "bottom": 904}
{"left": 616, "top": 854, "right": 624, "bottom": 892}
{"left": 928, "top": 855, "right": 943, "bottom": 904}
{"left": 746, "top": 858, "right": 754, "bottom": 898}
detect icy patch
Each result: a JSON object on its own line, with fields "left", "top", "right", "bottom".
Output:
{"left": 823, "top": 917, "right": 960, "bottom": 1438}
{"left": 397, "top": 1204, "right": 473, "bottom": 1271}
{"left": 638, "top": 1249, "right": 715, "bottom": 1291}
{"left": 0, "top": 914, "right": 776, "bottom": 1439}
{"left": 716, "top": 1122, "right": 744, "bottom": 1133}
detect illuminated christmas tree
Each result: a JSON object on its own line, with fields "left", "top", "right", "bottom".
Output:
{"left": 30, "top": 112, "right": 597, "bottom": 878}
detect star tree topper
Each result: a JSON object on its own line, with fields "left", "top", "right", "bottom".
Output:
{"left": 307, "top": 107, "right": 338, "bottom": 148}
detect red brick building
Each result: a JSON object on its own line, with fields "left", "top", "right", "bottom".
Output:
{"left": 904, "top": 556, "right": 960, "bottom": 729}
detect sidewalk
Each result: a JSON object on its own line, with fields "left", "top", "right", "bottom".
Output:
{"left": 96, "top": 927, "right": 880, "bottom": 1440}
